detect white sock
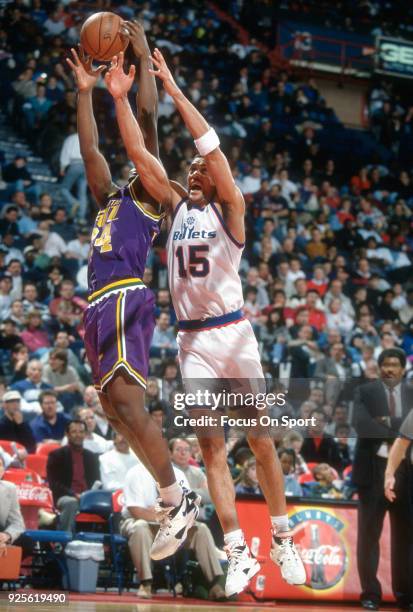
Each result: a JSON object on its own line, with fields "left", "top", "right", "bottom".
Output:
{"left": 224, "top": 529, "right": 244, "bottom": 546}
{"left": 159, "top": 481, "right": 182, "bottom": 507}
{"left": 271, "top": 515, "right": 290, "bottom": 534}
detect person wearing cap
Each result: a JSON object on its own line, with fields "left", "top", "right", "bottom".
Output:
{"left": 2, "top": 233, "right": 24, "bottom": 265}
{"left": 0, "top": 390, "right": 36, "bottom": 453}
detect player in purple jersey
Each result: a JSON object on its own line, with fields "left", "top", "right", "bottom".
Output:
{"left": 65, "top": 24, "right": 199, "bottom": 561}
{"left": 104, "top": 49, "right": 306, "bottom": 597}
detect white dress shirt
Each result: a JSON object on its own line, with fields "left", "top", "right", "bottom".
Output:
{"left": 121, "top": 463, "right": 189, "bottom": 519}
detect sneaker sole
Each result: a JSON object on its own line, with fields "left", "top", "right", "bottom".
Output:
{"left": 225, "top": 558, "right": 261, "bottom": 597}
{"left": 150, "top": 505, "right": 199, "bottom": 561}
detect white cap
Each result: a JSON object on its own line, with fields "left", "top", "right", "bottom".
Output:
{"left": 2, "top": 390, "right": 22, "bottom": 402}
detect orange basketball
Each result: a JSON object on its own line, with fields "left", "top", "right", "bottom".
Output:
{"left": 80, "top": 12, "right": 128, "bottom": 62}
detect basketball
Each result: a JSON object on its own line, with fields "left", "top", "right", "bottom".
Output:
{"left": 80, "top": 12, "right": 128, "bottom": 62}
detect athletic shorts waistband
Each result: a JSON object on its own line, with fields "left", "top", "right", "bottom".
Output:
{"left": 88, "top": 278, "right": 145, "bottom": 304}
{"left": 178, "top": 309, "right": 244, "bottom": 332}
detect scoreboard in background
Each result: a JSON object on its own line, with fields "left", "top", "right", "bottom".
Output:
{"left": 376, "top": 36, "right": 413, "bottom": 78}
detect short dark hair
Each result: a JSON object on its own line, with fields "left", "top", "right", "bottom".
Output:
{"left": 66, "top": 419, "right": 87, "bottom": 434}
{"left": 278, "top": 447, "right": 296, "bottom": 468}
{"left": 39, "top": 390, "right": 57, "bottom": 405}
{"left": 377, "top": 348, "right": 406, "bottom": 369}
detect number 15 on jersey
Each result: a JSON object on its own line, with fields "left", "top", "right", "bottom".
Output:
{"left": 175, "top": 245, "right": 210, "bottom": 278}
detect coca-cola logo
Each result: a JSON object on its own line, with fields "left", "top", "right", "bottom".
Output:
{"left": 16, "top": 484, "right": 53, "bottom": 507}
{"left": 290, "top": 508, "right": 348, "bottom": 590}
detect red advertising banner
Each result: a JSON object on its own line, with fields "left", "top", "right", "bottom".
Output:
{"left": 236, "top": 498, "right": 393, "bottom": 602}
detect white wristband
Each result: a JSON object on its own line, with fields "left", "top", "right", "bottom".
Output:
{"left": 194, "top": 128, "right": 220, "bottom": 157}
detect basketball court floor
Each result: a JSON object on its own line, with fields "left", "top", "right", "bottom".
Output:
{"left": 0, "top": 594, "right": 399, "bottom": 612}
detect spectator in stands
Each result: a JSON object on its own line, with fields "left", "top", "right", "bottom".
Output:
{"left": 0, "top": 455, "right": 25, "bottom": 551}
{"left": 48, "top": 279, "right": 87, "bottom": 319}
{"left": 59, "top": 129, "right": 87, "bottom": 220}
{"left": 235, "top": 457, "right": 262, "bottom": 495}
{"left": 9, "top": 344, "right": 29, "bottom": 384}
{"left": 47, "top": 419, "right": 101, "bottom": 532}
{"left": 0, "top": 275, "right": 13, "bottom": 320}
{"left": 301, "top": 408, "right": 343, "bottom": 473}
{"left": 12, "top": 358, "right": 52, "bottom": 405}
{"left": 50, "top": 207, "right": 76, "bottom": 243}
{"left": 308, "top": 463, "right": 345, "bottom": 499}
{"left": 281, "top": 430, "right": 310, "bottom": 475}
{"left": 62, "top": 408, "right": 111, "bottom": 455}
{"left": 0, "top": 390, "right": 36, "bottom": 453}
{"left": 83, "top": 386, "right": 112, "bottom": 441}
{"left": 42, "top": 348, "right": 84, "bottom": 412}
{"left": 29, "top": 390, "right": 70, "bottom": 443}
{"left": 65, "top": 227, "right": 90, "bottom": 265}
{"left": 150, "top": 312, "right": 178, "bottom": 358}
{"left": 20, "top": 310, "right": 50, "bottom": 356}
{"left": 99, "top": 432, "right": 137, "bottom": 490}
{"left": 3, "top": 155, "right": 38, "bottom": 203}
{"left": 120, "top": 462, "right": 225, "bottom": 600}
{"left": 169, "top": 437, "right": 211, "bottom": 505}
{"left": 22, "top": 283, "right": 49, "bottom": 320}
{"left": 278, "top": 448, "right": 303, "bottom": 496}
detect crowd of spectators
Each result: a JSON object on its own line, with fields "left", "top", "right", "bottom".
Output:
{"left": 0, "top": 0, "right": 411, "bottom": 595}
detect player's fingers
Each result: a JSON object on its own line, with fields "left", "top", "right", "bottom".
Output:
{"left": 65, "top": 58, "right": 76, "bottom": 71}
{"left": 70, "top": 47, "right": 80, "bottom": 65}
{"left": 95, "top": 65, "right": 106, "bottom": 75}
{"left": 150, "top": 55, "right": 160, "bottom": 68}
{"left": 110, "top": 55, "right": 118, "bottom": 69}
{"left": 128, "top": 65, "right": 136, "bottom": 79}
{"left": 118, "top": 51, "right": 124, "bottom": 68}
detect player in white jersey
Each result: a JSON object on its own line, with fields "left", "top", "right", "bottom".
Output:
{"left": 105, "top": 49, "right": 305, "bottom": 597}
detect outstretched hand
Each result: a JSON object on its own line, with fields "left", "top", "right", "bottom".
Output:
{"left": 66, "top": 47, "right": 105, "bottom": 93}
{"left": 104, "top": 52, "right": 136, "bottom": 99}
{"left": 120, "top": 20, "right": 149, "bottom": 59}
{"left": 149, "top": 48, "right": 179, "bottom": 96}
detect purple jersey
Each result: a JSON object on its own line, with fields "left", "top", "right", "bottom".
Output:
{"left": 88, "top": 177, "right": 162, "bottom": 294}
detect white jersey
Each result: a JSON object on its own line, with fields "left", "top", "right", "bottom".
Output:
{"left": 167, "top": 200, "right": 244, "bottom": 321}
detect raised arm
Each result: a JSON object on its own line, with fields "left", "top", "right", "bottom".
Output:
{"left": 104, "top": 53, "right": 179, "bottom": 209}
{"left": 122, "top": 21, "right": 159, "bottom": 158}
{"left": 66, "top": 48, "right": 113, "bottom": 207}
{"left": 150, "top": 49, "right": 245, "bottom": 220}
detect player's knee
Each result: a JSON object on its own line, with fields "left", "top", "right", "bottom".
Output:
{"left": 247, "top": 435, "right": 275, "bottom": 461}
{"left": 198, "top": 438, "right": 226, "bottom": 464}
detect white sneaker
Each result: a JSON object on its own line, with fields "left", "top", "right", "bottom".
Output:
{"left": 224, "top": 540, "right": 261, "bottom": 597}
{"left": 150, "top": 489, "right": 200, "bottom": 560}
{"left": 136, "top": 583, "right": 152, "bottom": 599}
{"left": 270, "top": 531, "right": 306, "bottom": 585}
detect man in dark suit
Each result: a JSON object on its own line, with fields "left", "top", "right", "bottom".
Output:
{"left": 353, "top": 348, "right": 413, "bottom": 611}
{"left": 301, "top": 408, "right": 343, "bottom": 473}
{"left": 47, "top": 419, "right": 100, "bottom": 532}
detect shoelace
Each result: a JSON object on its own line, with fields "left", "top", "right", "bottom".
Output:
{"left": 224, "top": 542, "right": 247, "bottom": 572}
{"left": 276, "top": 536, "right": 300, "bottom": 562}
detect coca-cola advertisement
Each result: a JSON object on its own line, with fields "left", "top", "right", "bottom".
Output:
{"left": 15, "top": 483, "right": 54, "bottom": 508}
{"left": 289, "top": 508, "right": 348, "bottom": 590}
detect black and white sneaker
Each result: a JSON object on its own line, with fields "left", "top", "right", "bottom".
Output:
{"left": 224, "top": 540, "right": 261, "bottom": 597}
{"left": 150, "top": 489, "right": 200, "bottom": 560}
{"left": 270, "top": 530, "right": 306, "bottom": 585}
